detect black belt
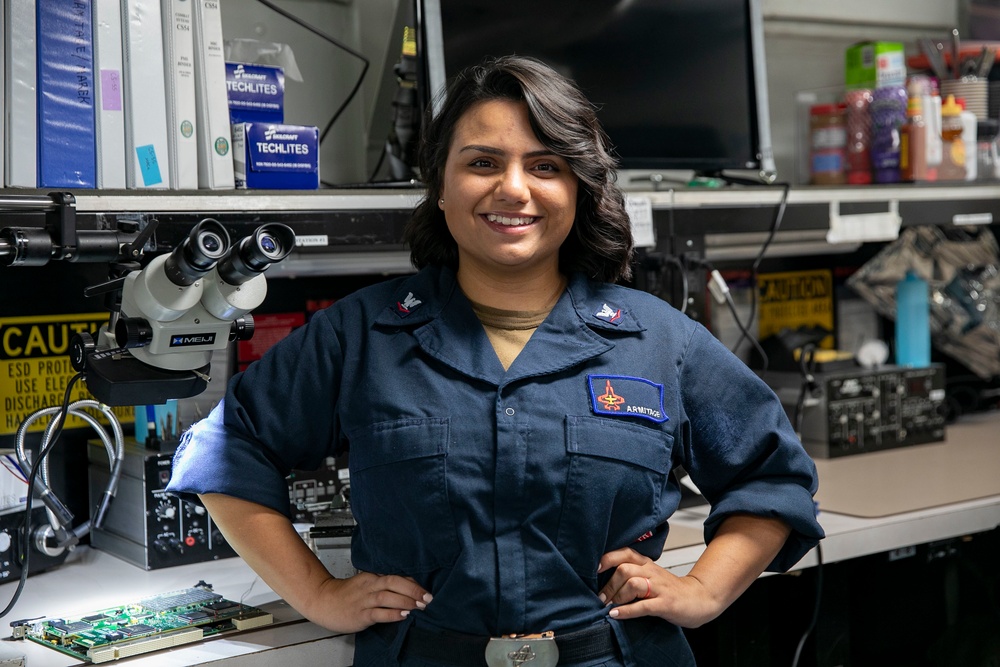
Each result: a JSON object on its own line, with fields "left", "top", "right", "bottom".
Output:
{"left": 372, "top": 620, "right": 618, "bottom": 666}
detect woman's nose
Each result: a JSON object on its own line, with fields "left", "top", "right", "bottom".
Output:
{"left": 495, "top": 166, "right": 529, "bottom": 203}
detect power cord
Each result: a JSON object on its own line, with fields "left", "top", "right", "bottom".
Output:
{"left": 251, "top": 0, "right": 370, "bottom": 186}
{"left": 731, "top": 181, "right": 791, "bottom": 355}
{"left": 2, "top": 375, "right": 125, "bottom": 620}
{"left": 2, "top": 373, "right": 80, "bottom": 619}
{"left": 791, "top": 541, "right": 824, "bottom": 667}
{"left": 706, "top": 266, "right": 770, "bottom": 374}
{"left": 793, "top": 343, "right": 820, "bottom": 437}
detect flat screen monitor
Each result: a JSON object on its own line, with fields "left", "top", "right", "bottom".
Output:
{"left": 417, "top": 0, "right": 776, "bottom": 180}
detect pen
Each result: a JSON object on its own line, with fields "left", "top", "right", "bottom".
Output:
{"left": 951, "top": 28, "right": 960, "bottom": 79}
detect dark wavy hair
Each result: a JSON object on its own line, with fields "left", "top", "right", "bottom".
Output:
{"left": 404, "top": 55, "right": 634, "bottom": 283}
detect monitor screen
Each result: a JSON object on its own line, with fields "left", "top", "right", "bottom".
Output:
{"left": 418, "top": 0, "right": 775, "bottom": 178}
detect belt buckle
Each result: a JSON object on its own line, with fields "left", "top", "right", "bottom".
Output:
{"left": 485, "top": 632, "right": 558, "bottom": 667}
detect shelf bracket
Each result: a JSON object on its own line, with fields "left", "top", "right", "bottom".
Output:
{"left": 826, "top": 199, "right": 901, "bottom": 245}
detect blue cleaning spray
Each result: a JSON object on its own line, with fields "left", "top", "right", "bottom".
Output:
{"left": 895, "top": 270, "right": 930, "bottom": 367}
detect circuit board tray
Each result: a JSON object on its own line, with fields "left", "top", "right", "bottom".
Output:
{"left": 22, "top": 585, "right": 273, "bottom": 663}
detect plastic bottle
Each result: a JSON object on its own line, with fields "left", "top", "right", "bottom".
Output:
{"left": 845, "top": 89, "right": 873, "bottom": 184}
{"left": 809, "top": 103, "right": 847, "bottom": 184}
{"left": 923, "top": 91, "right": 942, "bottom": 181}
{"left": 957, "top": 99, "right": 978, "bottom": 181}
{"left": 870, "top": 85, "right": 908, "bottom": 183}
{"left": 899, "top": 96, "right": 928, "bottom": 181}
{"left": 895, "top": 271, "right": 930, "bottom": 368}
{"left": 938, "top": 94, "right": 967, "bottom": 181}
{"left": 976, "top": 119, "right": 999, "bottom": 182}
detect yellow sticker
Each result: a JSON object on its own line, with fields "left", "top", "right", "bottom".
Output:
{"left": 757, "top": 270, "right": 835, "bottom": 349}
{"left": 0, "top": 313, "right": 134, "bottom": 436}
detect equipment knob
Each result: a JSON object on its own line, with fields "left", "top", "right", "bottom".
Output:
{"left": 69, "top": 332, "right": 96, "bottom": 372}
{"left": 230, "top": 315, "right": 255, "bottom": 342}
{"left": 115, "top": 317, "right": 153, "bottom": 349}
{"left": 0, "top": 531, "right": 11, "bottom": 553}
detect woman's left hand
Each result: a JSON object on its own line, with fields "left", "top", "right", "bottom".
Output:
{"left": 596, "top": 547, "right": 725, "bottom": 629}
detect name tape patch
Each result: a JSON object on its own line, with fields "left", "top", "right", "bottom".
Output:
{"left": 588, "top": 374, "right": 668, "bottom": 423}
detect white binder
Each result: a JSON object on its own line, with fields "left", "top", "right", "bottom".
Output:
{"left": 192, "top": 0, "right": 234, "bottom": 189}
{"left": 94, "top": 0, "right": 127, "bottom": 189}
{"left": 4, "top": 0, "right": 35, "bottom": 187}
{"left": 121, "top": 0, "right": 171, "bottom": 189}
{"left": 161, "top": 0, "right": 198, "bottom": 190}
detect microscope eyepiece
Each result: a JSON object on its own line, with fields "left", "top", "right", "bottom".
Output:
{"left": 217, "top": 223, "right": 295, "bottom": 285}
{"left": 163, "top": 218, "right": 231, "bottom": 286}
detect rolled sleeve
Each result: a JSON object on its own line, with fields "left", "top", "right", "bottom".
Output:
{"left": 680, "top": 326, "right": 824, "bottom": 572}
{"left": 165, "top": 308, "right": 345, "bottom": 518}
{"left": 167, "top": 401, "right": 294, "bottom": 515}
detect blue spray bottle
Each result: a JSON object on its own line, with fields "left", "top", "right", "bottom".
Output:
{"left": 895, "top": 270, "right": 930, "bottom": 367}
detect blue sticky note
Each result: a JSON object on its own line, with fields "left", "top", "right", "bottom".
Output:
{"left": 136, "top": 144, "right": 163, "bottom": 186}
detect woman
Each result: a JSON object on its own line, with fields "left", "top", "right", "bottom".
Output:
{"left": 168, "top": 55, "right": 823, "bottom": 666}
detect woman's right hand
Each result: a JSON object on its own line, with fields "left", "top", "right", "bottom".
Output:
{"left": 307, "top": 571, "right": 433, "bottom": 633}
{"left": 199, "top": 493, "right": 431, "bottom": 634}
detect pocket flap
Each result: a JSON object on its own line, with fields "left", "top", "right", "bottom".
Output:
{"left": 350, "top": 418, "right": 450, "bottom": 472}
{"left": 566, "top": 415, "right": 671, "bottom": 474}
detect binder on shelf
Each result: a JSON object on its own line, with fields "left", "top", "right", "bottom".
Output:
{"left": 161, "top": 0, "right": 198, "bottom": 190}
{"left": 36, "top": 1, "right": 97, "bottom": 188}
{"left": 93, "top": 0, "right": 127, "bottom": 189}
{"left": 192, "top": 0, "right": 234, "bottom": 189}
{"left": 121, "top": 0, "right": 170, "bottom": 189}
{"left": 4, "top": 0, "right": 35, "bottom": 188}
{"left": 0, "top": 1, "right": 6, "bottom": 188}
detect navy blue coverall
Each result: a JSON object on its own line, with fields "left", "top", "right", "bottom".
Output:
{"left": 168, "top": 265, "right": 824, "bottom": 665}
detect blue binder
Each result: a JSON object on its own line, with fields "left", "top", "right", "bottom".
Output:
{"left": 36, "top": 1, "right": 97, "bottom": 188}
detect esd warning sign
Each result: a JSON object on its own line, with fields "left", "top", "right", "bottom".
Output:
{"left": 757, "top": 270, "right": 835, "bottom": 347}
{"left": 0, "top": 313, "right": 133, "bottom": 436}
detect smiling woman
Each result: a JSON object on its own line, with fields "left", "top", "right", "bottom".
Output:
{"left": 406, "top": 55, "right": 634, "bottom": 289}
{"left": 437, "top": 98, "right": 579, "bottom": 307}
{"left": 167, "top": 54, "right": 824, "bottom": 667}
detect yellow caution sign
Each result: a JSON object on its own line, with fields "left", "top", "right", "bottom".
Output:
{"left": 757, "top": 270, "right": 835, "bottom": 348}
{"left": 0, "top": 313, "right": 134, "bottom": 436}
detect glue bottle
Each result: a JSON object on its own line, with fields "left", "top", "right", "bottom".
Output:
{"left": 895, "top": 271, "right": 930, "bottom": 367}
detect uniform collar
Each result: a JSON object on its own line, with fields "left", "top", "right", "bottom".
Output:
{"left": 374, "top": 266, "right": 645, "bottom": 384}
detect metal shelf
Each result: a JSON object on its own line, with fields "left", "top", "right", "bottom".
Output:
{"left": 2, "top": 184, "right": 997, "bottom": 267}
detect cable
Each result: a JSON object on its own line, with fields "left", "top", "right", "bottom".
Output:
{"left": 791, "top": 542, "right": 824, "bottom": 667}
{"left": 1, "top": 373, "right": 80, "bottom": 619}
{"left": 732, "top": 182, "right": 791, "bottom": 354}
{"left": 251, "top": 0, "right": 370, "bottom": 146}
{"left": 723, "top": 288, "right": 769, "bottom": 374}
{"left": 2, "top": 383, "right": 125, "bottom": 620}
{"left": 793, "top": 344, "right": 818, "bottom": 436}
{"left": 705, "top": 265, "right": 769, "bottom": 373}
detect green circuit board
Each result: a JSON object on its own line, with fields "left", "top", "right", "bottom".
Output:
{"left": 23, "top": 586, "right": 273, "bottom": 663}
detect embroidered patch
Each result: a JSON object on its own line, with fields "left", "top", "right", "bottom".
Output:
{"left": 395, "top": 291, "right": 423, "bottom": 317}
{"left": 594, "top": 303, "right": 623, "bottom": 325}
{"left": 588, "top": 375, "right": 668, "bottom": 423}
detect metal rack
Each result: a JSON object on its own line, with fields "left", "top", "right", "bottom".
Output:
{"left": 2, "top": 184, "right": 998, "bottom": 274}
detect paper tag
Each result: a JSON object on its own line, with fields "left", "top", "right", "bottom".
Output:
{"left": 625, "top": 195, "right": 656, "bottom": 248}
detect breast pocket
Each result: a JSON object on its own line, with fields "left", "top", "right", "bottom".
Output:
{"left": 348, "top": 417, "right": 458, "bottom": 573}
{"left": 556, "top": 415, "right": 673, "bottom": 579}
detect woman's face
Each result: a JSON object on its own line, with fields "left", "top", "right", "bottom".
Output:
{"left": 439, "top": 98, "right": 578, "bottom": 282}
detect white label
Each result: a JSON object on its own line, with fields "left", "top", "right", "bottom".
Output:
{"left": 625, "top": 195, "right": 656, "bottom": 248}
{"left": 295, "top": 234, "right": 329, "bottom": 247}
{"left": 952, "top": 213, "right": 993, "bottom": 226}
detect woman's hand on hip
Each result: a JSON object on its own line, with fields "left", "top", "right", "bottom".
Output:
{"left": 312, "top": 571, "right": 433, "bottom": 634}
{"left": 596, "top": 547, "right": 724, "bottom": 629}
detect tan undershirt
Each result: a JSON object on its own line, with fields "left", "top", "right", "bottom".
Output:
{"left": 471, "top": 302, "right": 550, "bottom": 371}
{"left": 467, "top": 277, "right": 566, "bottom": 371}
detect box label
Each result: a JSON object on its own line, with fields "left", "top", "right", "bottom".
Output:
{"left": 226, "top": 62, "right": 284, "bottom": 123}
